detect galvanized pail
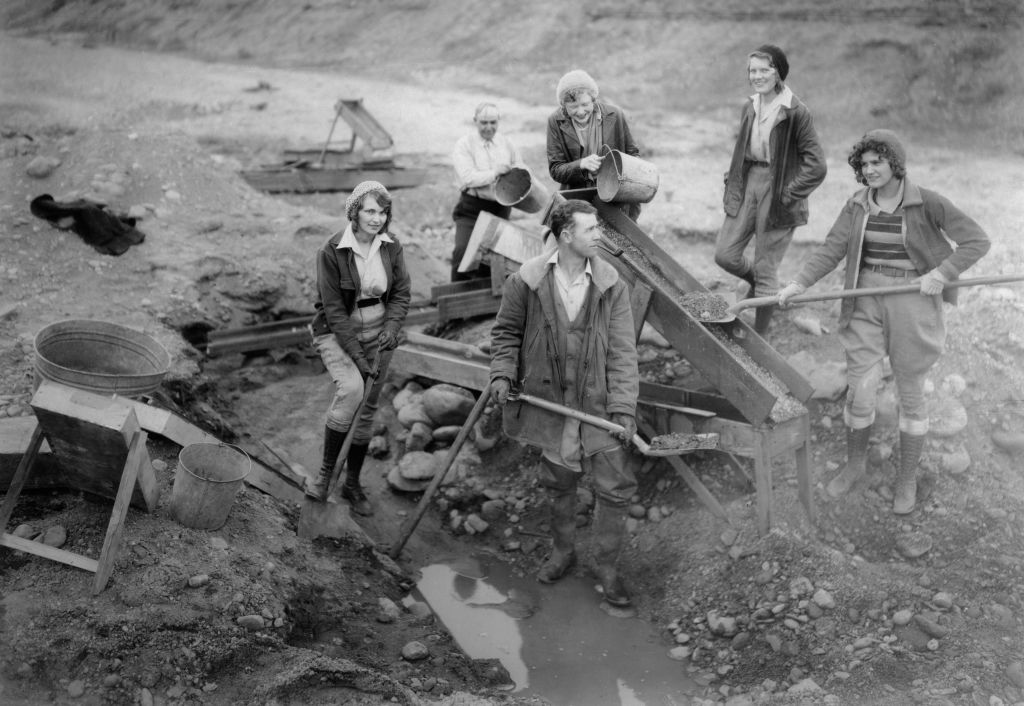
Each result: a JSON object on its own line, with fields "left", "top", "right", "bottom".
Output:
{"left": 170, "top": 443, "right": 251, "bottom": 530}
{"left": 596, "top": 146, "right": 659, "bottom": 204}
{"left": 495, "top": 168, "right": 552, "bottom": 214}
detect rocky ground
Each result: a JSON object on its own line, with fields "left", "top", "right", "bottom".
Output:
{"left": 3, "top": 3, "right": 1024, "bottom": 705}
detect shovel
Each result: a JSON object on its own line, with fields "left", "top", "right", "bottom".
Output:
{"left": 509, "top": 392, "right": 718, "bottom": 457}
{"left": 388, "top": 382, "right": 493, "bottom": 559}
{"left": 297, "top": 352, "right": 382, "bottom": 539}
{"left": 711, "top": 273, "right": 1024, "bottom": 323}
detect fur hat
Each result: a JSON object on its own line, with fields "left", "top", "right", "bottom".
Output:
{"left": 345, "top": 180, "right": 390, "bottom": 223}
{"left": 862, "top": 129, "right": 907, "bottom": 166}
{"left": 752, "top": 44, "right": 789, "bottom": 82}
{"left": 556, "top": 69, "right": 599, "bottom": 105}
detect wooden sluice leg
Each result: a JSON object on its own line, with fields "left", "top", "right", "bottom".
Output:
{"left": 795, "top": 415, "right": 815, "bottom": 526}
{"left": 753, "top": 435, "right": 774, "bottom": 535}
{"left": 0, "top": 422, "right": 44, "bottom": 530}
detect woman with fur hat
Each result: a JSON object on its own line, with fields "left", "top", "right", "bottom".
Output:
{"left": 777, "top": 130, "right": 990, "bottom": 514}
{"left": 716, "top": 44, "right": 827, "bottom": 334}
{"left": 546, "top": 69, "right": 642, "bottom": 220}
{"left": 308, "top": 180, "right": 412, "bottom": 514}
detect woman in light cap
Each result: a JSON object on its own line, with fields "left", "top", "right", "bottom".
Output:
{"left": 778, "top": 130, "right": 990, "bottom": 514}
{"left": 715, "top": 44, "right": 826, "bottom": 334}
{"left": 546, "top": 69, "right": 642, "bottom": 220}
{"left": 308, "top": 180, "right": 411, "bottom": 514}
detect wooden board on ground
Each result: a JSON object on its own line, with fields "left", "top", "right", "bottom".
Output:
{"left": 240, "top": 166, "right": 428, "bottom": 194}
{"left": 30, "top": 381, "right": 158, "bottom": 512}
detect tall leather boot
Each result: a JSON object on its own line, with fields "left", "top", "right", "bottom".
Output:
{"left": 592, "top": 501, "right": 631, "bottom": 607}
{"left": 826, "top": 426, "right": 871, "bottom": 498}
{"left": 309, "top": 426, "right": 346, "bottom": 501}
{"left": 537, "top": 486, "right": 577, "bottom": 584}
{"left": 893, "top": 432, "right": 925, "bottom": 515}
{"left": 753, "top": 304, "right": 776, "bottom": 335}
{"left": 340, "top": 443, "right": 373, "bottom": 516}
{"left": 739, "top": 270, "right": 757, "bottom": 301}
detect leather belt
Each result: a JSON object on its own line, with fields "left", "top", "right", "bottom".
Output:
{"left": 863, "top": 263, "right": 920, "bottom": 278}
{"left": 356, "top": 297, "right": 383, "bottom": 308}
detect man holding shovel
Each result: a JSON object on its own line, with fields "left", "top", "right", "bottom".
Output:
{"left": 777, "top": 130, "right": 990, "bottom": 514}
{"left": 489, "top": 199, "right": 640, "bottom": 607}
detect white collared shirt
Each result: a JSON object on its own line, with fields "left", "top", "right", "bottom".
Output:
{"left": 546, "top": 250, "right": 593, "bottom": 321}
{"left": 748, "top": 84, "right": 795, "bottom": 163}
{"left": 336, "top": 224, "right": 391, "bottom": 298}
{"left": 452, "top": 132, "right": 522, "bottom": 199}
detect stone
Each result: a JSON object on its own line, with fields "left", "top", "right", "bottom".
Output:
{"left": 928, "top": 393, "right": 967, "bottom": 437}
{"left": 67, "top": 679, "right": 86, "bottom": 697}
{"left": 26, "top": 155, "right": 61, "bottom": 178}
{"left": 896, "top": 532, "right": 933, "bottom": 559}
{"left": 12, "top": 524, "right": 37, "bottom": 540}
{"left": 720, "top": 528, "right": 739, "bottom": 547}
{"left": 464, "top": 514, "right": 489, "bottom": 534}
{"left": 787, "top": 678, "right": 822, "bottom": 694}
{"left": 368, "top": 435, "right": 390, "bottom": 458}
{"left": 402, "top": 641, "right": 430, "bottom": 661}
{"left": 187, "top": 574, "right": 210, "bottom": 588}
{"left": 237, "top": 615, "right": 265, "bottom": 631}
{"left": 397, "top": 401, "right": 432, "bottom": 429}
{"left": 432, "top": 425, "right": 462, "bottom": 442}
{"left": 992, "top": 430, "right": 1024, "bottom": 454}
{"left": 387, "top": 467, "right": 430, "bottom": 493}
{"left": 480, "top": 499, "right": 505, "bottom": 522}
{"left": 151, "top": 459, "right": 168, "bottom": 473}
{"left": 1006, "top": 661, "right": 1024, "bottom": 689}
{"left": 731, "top": 631, "right": 751, "bottom": 650}
{"left": 914, "top": 614, "right": 949, "bottom": 638}
{"left": 378, "top": 597, "right": 402, "bottom": 622}
{"left": 668, "top": 646, "right": 691, "bottom": 661}
{"left": 932, "top": 592, "right": 953, "bottom": 610}
{"left": 40, "top": 526, "right": 67, "bottom": 548}
{"left": 628, "top": 504, "right": 646, "bottom": 519}
{"left": 707, "top": 611, "right": 738, "bottom": 637}
{"left": 421, "top": 384, "right": 475, "bottom": 426}
{"left": 406, "top": 422, "right": 433, "bottom": 451}
{"left": 811, "top": 589, "right": 835, "bottom": 610}
{"left": 939, "top": 446, "right": 970, "bottom": 475}
{"left": 392, "top": 385, "right": 423, "bottom": 412}
{"left": 399, "top": 451, "right": 438, "bottom": 481}
{"left": 892, "top": 609, "right": 913, "bottom": 626}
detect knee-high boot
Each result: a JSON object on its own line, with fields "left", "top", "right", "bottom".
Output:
{"left": 310, "top": 426, "right": 346, "bottom": 501}
{"left": 537, "top": 485, "right": 577, "bottom": 583}
{"left": 893, "top": 432, "right": 925, "bottom": 515}
{"left": 340, "top": 443, "right": 373, "bottom": 516}
{"left": 592, "top": 501, "right": 631, "bottom": 607}
{"left": 826, "top": 425, "right": 871, "bottom": 498}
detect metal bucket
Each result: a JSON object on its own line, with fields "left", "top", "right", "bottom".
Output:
{"left": 170, "top": 443, "right": 251, "bottom": 530}
{"left": 596, "top": 146, "right": 659, "bottom": 204}
{"left": 34, "top": 319, "right": 171, "bottom": 397}
{"left": 495, "top": 168, "right": 552, "bottom": 213}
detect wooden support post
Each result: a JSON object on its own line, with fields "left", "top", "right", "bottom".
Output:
{"left": 0, "top": 422, "right": 43, "bottom": 530}
{"left": 93, "top": 430, "right": 147, "bottom": 594}
{"left": 753, "top": 433, "right": 774, "bottom": 535}
{"left": 795, "top": 415, "right": 815, "bottom": 527}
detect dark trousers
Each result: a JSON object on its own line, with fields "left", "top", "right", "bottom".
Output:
{"left": 451, "top": 192, "right": 511, "bottom": 282}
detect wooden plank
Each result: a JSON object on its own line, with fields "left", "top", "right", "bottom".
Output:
{"left": 0, "top": 533, "right": 99, "bottom": 573}
{"left": 753, "top": 437, "right": 774, "bottom": 535}
{"left": 458, "top": 212, "right": 502, "bottom": 273}
{"left": 31, "top": 382, "right": 151, "bottom": 510}
{"left": 94, "top": 430, "right": 147, "bottom": 594}
{"left": 436, "top": 290, "right": 501, "bottom": 322}
{"left": 629, "top": 281, "right": 653, "bottom": 341}
{"left": 795, "top": 415, "right": 815, "bottom": 526}
{"left": 429, "top": 279, "right": 491, "bottom": 302}
{"left": 0, "top": 422, "right": 43, "bottom": 530}
{"left": 389, "top": 342, "right": 490, "bottom": 392}
{"left": 490, "top": 218, "right": 549, "bottom": 265}
{"left": 338, "top": 98, "right": 395, "bottom": 150}
{"left": 240, "top": 167, "right": 427, "bottom": 194}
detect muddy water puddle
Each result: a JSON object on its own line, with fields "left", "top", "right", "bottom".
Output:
{"left": 415, "top": 554, "right": 696, "bottom": 705}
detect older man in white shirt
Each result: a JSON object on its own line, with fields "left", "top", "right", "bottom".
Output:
{"left": 450, "top": 102, "right": 523, "bottom": 281}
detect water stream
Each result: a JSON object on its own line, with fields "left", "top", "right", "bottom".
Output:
{"left": 414, "top": 554, "right": 696, "bottom": 706}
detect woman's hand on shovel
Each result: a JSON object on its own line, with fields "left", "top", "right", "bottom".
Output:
{"left": 776, "top": 281, "right": 806, "bottom": 308}
{"left": 612, "top": 414, "right": 637, "bottom": 446}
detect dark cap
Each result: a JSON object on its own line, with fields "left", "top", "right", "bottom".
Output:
{"left": 753, "top": 44, "right": 789, "bottom": 82}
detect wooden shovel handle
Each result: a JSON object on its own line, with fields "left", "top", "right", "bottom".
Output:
{"left": 730, "top": 273, "right": 1024, "bottom": 314}
{"left": 510, "top": 392, "right": 650, "bottom": 453}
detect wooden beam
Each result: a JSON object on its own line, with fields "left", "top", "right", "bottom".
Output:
{"left": 94, "top": 430, "right": 147, "bottom": 594}
{"left": 0, "top": 422, "right": 43, "bottom": 530}
{"left": 0, "top": 533, "right": 99, "bottom": 573}
{"left": 629, "top": 281, "right": 653, "bottom": 341}
{"left": 436, "top": 290, "right": 501, "bottom": 323}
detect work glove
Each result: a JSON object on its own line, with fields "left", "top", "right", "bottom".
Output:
{"left": 917, "top": 269, "right": 948, "bottom": 296}
{"left": 377, "top": 325, "right": 402, "bottom": 352}
{"left": 490, "top": 377, "right": 511, "bottom": 406}
{"left": 776, "top": 281, "right": 807, "bottom": 308}
{"left": 611, "top": 414, "right": 637, "bottom": 446}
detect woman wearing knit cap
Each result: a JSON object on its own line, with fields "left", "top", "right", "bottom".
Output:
{"left": 715, "top": 44, "right": 827, "bottom": 334}
{"left": 308, "top": 180, "right": 412, "bottom": 514}
{"left": 546, "top": 69, "right": 642, "bottom": 220}
{"left": 777, "top": 130, "right": 990, "bottom": 514}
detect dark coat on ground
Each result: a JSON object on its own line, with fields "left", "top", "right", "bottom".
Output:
{"left": 30, "top": 194, "right": 146, "bottom": 256}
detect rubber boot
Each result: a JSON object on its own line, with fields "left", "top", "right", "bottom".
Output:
{"left": 309, "top": 426, "right": 345, "bottom": 501}
{"left": 537, "top": 486, "right": 577, "bottom": 584}
{"left": 340, "top": 443, "right": 373, "bottom": 516}
{"left": 592, "top": 501, "right": 631, "bottom": 607}
{"left": 893, "top": 432, "right": 925, "bottom": 515}
{"left": 826, "top": 426, "right": 871, "bottom": 498}
{"left": 753, "top": 304, "right": 776, "bottom": 335}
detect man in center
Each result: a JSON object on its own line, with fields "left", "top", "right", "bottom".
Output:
{"left": 489, "top": 199, "right": 640, "bottom": 607}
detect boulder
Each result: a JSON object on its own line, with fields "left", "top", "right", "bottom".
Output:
{"left": 432, "top": 425, "right": 462, "bottom": 442}
{"left": 421, "top": 384, "right": 475, "bottom": 426}
{"left": 406, "top": 422, "right": 433, "bottom": 452}
{"left": 26, "top": 156, "right": 61, "bottom": 178}
{"left": 397, "top": 401, "right": 432, "bottom": 429}
{"left": 392, "top": 384, "right": 423, "bottom": 412}
{"left": 399, "top": 451, "right": 438, "bottom": 481}
{"left": 387, "top": 467, "right": 431, "bottom": 493}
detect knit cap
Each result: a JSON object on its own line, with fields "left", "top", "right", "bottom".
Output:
{"left": 752, "top": 44, "right": 789, "bottom": 81}
{"left": 555, "top": 69, "right": 599, "bottom": 105}
{"left": 345, "top": 180, "right": 390, "bottom": 222}
{"left": 862, "top": 129, "right": 907, "bottom": 166}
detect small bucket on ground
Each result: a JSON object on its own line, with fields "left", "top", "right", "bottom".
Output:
{"left": 170, "top": 443, "right": 251, "bottom": 530}
{"left": 596, "top": 146, "right": 659, "bottom": 204}
{"left": 495, "top": 168, "right": 552, "bottom": 213}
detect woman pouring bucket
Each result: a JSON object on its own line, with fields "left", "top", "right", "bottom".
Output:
{"left": 547, "top": 70, "right": 655, "bottom": 221}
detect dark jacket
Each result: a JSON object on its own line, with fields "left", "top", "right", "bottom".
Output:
{"left": 311, "top": 229, "right": 411, "bottom": 369}
{"left": 793, "top": 179, "right": 991, "bottom": 328}
{"left": 30, "top": 194, "right": 145, "bottom": 256}
{"left": 546, "top": 100, "right": 639, "bottom": 190}
{"left": 490, "top": 253, "right": 639, "bottom": 455}
{"left": 722, "top": 94, "right": 826, "bottom": 229}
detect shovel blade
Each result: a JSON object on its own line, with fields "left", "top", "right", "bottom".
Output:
{"left": 297, "top": 498, "right": 363, "bottom": 540}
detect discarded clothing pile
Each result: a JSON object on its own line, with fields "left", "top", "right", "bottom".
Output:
{"left": 30, "top": 194, "right": 146, "bottom": 256}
